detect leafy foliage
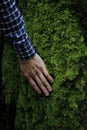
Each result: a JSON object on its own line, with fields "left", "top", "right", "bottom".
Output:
{"left": 2, "top": 0, "right": 87, "bottom": 130}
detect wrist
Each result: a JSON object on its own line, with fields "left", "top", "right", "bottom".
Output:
{"left": 13, "top": 40, "right": 36, "bottom": 60}
{"left": 19, "top": 53, "right": 37, "bottom": 62}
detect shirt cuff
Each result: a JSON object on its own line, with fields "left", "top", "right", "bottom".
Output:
{"left": 13, "top": 37, "right": 36, "bottom": 60}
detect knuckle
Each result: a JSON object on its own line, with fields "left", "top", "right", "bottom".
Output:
{"left": 30, "top": 82, "right": 36, "bottom": 88}
{"left": 24, "top": 73, "right": 28, "bottom": 78}
{"left": 42, "top": 86, "right": 46, "bottom": 91}
{"left": 45, "top": 82, "right": 49, "bottom": 87}
{"left": 39, "top": 65, "right": 42, "bottom": 70}
{"left": 42, "top": 79, "right": 45, "bottom": 83}
{"left": 38, "top": 82, "right": 42, "bottom": 87}
{"left": 45, "top": 72, "right": 49, "bottom": 77}
{"left": 32, "top": 72, "right": 37, "bottom": 77}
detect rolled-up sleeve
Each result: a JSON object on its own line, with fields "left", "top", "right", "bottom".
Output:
{"left": 0, "top": 0, "right": 36, "bottom": 60}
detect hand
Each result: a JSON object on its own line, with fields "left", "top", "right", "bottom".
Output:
{"left": 19, "top": 54, "right": 54, "bottom": 96}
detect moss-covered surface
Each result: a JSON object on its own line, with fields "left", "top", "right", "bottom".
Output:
{"left": 2, "top": 0, "right": 87, "bottom": 130}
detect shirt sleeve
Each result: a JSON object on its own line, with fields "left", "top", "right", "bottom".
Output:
{"left": 0, "top": 0, "right": 36, "bottom": 60}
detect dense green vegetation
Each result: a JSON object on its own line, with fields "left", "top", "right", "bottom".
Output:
{"left": 2, "top": 0, "right": 87, "bottom": 129}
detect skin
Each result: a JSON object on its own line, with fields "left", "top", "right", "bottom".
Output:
{"left": 19, "top": 53, "right": 54, "bottom": 96}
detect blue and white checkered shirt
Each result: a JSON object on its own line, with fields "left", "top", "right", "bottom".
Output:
{"left": 0, "top": 0, "right": 36, "bottom": 60}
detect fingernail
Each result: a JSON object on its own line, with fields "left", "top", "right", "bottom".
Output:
{"left": 51, "top": 79, "right": 54, "bottom": 83}
{"left": 45, "top": 93, "right": 49, "bottom": 96}
{"left": 49, "top": 88, "right": 53, "bottom": 92}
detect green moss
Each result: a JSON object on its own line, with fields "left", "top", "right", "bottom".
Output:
{"left": 2, "top": 0, "right": 87, "bottom": 130}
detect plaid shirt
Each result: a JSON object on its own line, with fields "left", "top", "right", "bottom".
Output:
{"left": 0, "top": 0, "right": 36, "bottom": 60}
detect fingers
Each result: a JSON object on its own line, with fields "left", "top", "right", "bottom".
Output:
{"left": 19, "top": 54, "right": 54, "bottom": 96}
{"left": 34, "top": 75, "right": 49, "bottom": 96}
{"left": 28, "top": 77, "right": 41, "bottom": 94}
{"left": 38, "top": 72, "right": 52, "bottom": 92}
{"left": 27, "top": 70, "right": 53, "bottom": 96}
{"left": 41, "top": 66, "right": 54, "bottom": 83}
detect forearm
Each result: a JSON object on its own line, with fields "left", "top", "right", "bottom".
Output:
{"left": 0, "top": 0, "right": 36, "bottom": 60}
